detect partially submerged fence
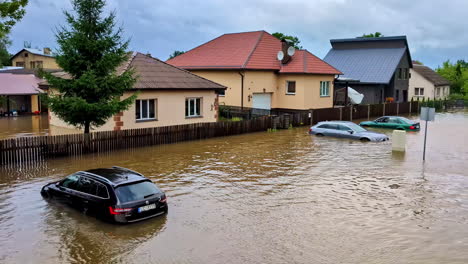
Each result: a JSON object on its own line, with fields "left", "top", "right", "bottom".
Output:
{"left": 0, "top": 117, "right": 273, "bottom": 165}
{"left": 0, "top": 100, "right": 425, "bottom": 165}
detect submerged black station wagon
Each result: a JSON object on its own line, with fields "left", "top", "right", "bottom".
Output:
{"left": 41, "top": 166, "right": 167, "bottom": 223}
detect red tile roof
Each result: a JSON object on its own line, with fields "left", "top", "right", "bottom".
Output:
{"left": 167, "top": 30, "right": 341, "bottom": 75}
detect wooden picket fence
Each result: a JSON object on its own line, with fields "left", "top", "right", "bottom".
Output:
{"left": 0, "top": 101, "right": 422, "bottom": 165}
{"left": 0, "top": 117, "right": 273, "bottom": 165}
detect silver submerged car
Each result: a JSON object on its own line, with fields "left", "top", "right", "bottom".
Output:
{"left": 309, "top": 121, "right": 389, "bottom": 142}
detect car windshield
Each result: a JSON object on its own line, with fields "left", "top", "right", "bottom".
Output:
{"left": 115, "top": 181, "right": 162, "bottom": 203}
{"left": 345, "top": 123, "right": 367, "bottom": 133}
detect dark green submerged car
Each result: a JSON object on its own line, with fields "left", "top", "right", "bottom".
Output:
{"left": 360, "top": 116, "right": 420, "bottom": 131}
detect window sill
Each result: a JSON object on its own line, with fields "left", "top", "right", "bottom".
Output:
{"left": 136, "top": 118, "right": 157, "bottom": 123}
{"left": 285, "top": 93, "right": 296, "bottom": 95}
{"left": 185, "top": 115, "right": 203, "bottom": 119}
{"left": 320, "top": 95, "right": 330, "bottom": 98}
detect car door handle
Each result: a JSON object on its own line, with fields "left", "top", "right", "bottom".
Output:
{"left": 83, "top": 200, "right": 89, "bottom": 203}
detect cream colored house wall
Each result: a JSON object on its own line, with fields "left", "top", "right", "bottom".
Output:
{"left": 409, "top": 69, "right": 450, "bottom": 100}
{"left": 191, "top": 71, "right": 242, "bottom": 106}
{"left": 303, "top": 75, "right": 335, "bottom": 109}
{"left": 191, "top": 70, "right": 334, "bottom": 110}
{"left": 49, "top": 90, "right": 218, "bottom": 134}
{"left": 409, "top": 69, "right": 435, "bottom": 100}
{"left": 12, "top": 50, "right": 60, "bottom": 69}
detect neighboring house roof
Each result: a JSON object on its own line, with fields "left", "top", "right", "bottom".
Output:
{"left": 0, "top": 74, "right": 43, "bottom": 95}
{"left": 324, "top": 48, "right": 407, "bottom": 84}
{"left": 41, "top": 52, "right": 226, "bottom": 91}
{"left": 10, "top": 48, "right": 55, "bottom": 60}
{"left": 324, "top": 36, "right": 412, "bottom": 84}
{"left": 0, "top": 68, "right": 61, "bottom": 77}
{"left": 413, "top": 64, "right": 450, "bottom": 86}
{"left": 167, "top": 30, "right": 341, "bottom": 75}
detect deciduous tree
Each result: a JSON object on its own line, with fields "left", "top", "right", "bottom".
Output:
{"left": 0, "top": 0, "right": 28, "bottom": 39}
{"left": 272, "top": 32, "right": 302, "bottom": 49}
{"left": 168, "top": 50, "right": 184, "bottom": 60}
{"left": 361, "top": 32, "right": 384, "bottom": 38}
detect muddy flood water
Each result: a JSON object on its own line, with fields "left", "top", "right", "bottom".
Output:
{"left": 1, "top": 111, "right": 467, "bottom": 264}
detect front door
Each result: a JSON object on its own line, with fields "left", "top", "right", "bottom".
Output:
{"left": 402, "top": 90, "right": 408, "bottom": 102}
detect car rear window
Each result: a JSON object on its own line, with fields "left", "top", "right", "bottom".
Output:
{"left": 115, "top": 181, "right": 162, "bottom": 203}
{"left": 398, "top": 117, "right": 414, "bottom": 124}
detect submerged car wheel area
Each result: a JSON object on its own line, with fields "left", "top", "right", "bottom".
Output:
{"left": 309, "top": 121, "right": 389, "bottom": 142}
{"left": 41, "top": 166, "right": 167, "bottom": 224}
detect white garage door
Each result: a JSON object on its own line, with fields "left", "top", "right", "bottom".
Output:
{"left": 252, "top": 93, "right": 272, "bottom": 110}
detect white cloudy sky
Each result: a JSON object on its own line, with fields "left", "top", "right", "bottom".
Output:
{"left": 8, "top": 0, "right": 468, "bottom": 68}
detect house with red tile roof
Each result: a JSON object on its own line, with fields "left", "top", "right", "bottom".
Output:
{"left": 167, "top": 30, "right": 341, "bottom": 111}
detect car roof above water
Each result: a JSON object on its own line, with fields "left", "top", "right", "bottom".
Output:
{"left": 81, "top": 167, "right": 147, "bottom": 186}
{"left": 316, "top": 121, "right": 356, "bottom": 125}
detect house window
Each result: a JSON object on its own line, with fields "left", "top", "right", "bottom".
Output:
{"left": 398, "top": 68, "right": 403, "bottom": 79}
{"left": 436, "top": 88, "right": 441, "bottom": 97}
{"left": 218, "top": 89, "right": 225, "bottom": 97}
{"left": 135, "top": 99, "right": 156, "bottom": 121}
{"left": 185, "top": 98, "right": 202, "bottom": 117}
{"left": 30, "top": 61, "right": 36, "bottom": 68}
{"left": 16, "top": 62, "right": 25, "bottom": 67}
{"left": 320, "top": 81, "right": 330, "bottom": 97}
{"left": 415, "top": 87, "right": 424, "bottom": 96}
{"left": 36, "top": 61, "right": 43, "bottom": 68}
{"left": 24, "top": 53, "right": 28, "bottom": 57}
{"left": 396, "top": 90, "right": 400, "bottom": 101}
{"left": 286, "top": 81, "right": 296, "bottom": 95}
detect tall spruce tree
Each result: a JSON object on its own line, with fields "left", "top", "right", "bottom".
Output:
{"left": 44, "top": 0, "right": 136, "bottom": 133}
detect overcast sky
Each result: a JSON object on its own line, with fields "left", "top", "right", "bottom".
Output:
{"left": 8, "top": 0, "right": 468, "bottom": 69}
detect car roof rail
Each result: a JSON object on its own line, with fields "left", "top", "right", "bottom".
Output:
{"left": 111, "top": 166, "right": 143, "bottom": 176}
{"left": 78, "top": 171, "right": 114, "bottom": 184}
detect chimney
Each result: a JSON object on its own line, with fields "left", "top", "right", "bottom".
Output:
{"left": 43, "top": 47, "right": 51, "bottom": 55}
{"left": 281, "top": 40, "right": 291, "bottom": 64}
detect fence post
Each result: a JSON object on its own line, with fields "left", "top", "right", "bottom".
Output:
{"left": 397, "top": 102, "right": 399, "bottom": 115}
{"left": 409, "top": 99, "right": 412, "bottom": 114}
{"left": 309, "top": 109, "right": 313, "bottom": 125}
{"left": 367, "top": 104, "right": 370, "bottom": 120}
{"left": 339, "top": 107, "right": 343, "bottom": 120}
{"left": 383, "top": 103, "right": 386, "bottom": 116}
{"left": 350, "top": 105, "right": 353, "bottom": 121}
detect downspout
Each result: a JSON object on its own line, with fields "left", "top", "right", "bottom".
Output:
{"left": 238, "top": 71, "right": 245, "bottom": 110}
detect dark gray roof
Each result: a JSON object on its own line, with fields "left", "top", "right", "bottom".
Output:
{"left": 413, "top": 65, "right": 450, "bottom": 86}
{"left": 330, "top": 36, "right": 408, "bottom": 43}
{"left": 324, "top": 48, "right": 406, "bottom": 84}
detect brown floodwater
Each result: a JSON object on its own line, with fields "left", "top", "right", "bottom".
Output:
{"left": 0, "top": 114, "right": 49, "bottom": 139}
{"left": 0, "top": 111, "right": 467, "bottom": 264}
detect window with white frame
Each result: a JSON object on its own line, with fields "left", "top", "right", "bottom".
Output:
{"left": 135, "top": 99, "right": 156, "bottom": 121}
{"left": 185, "top": 98, "right": 202, "bottom": 117}
{"left": 320, "top": 81, "right": 330, "bottom": 97}
{"left": 436, "top": 87, "right": 441, "bottom": 96}
{"left": 415, "top": 87, "right": 424, "bottom": 96}
{"left": 286, "top": 81, "right": 296, "bottom": 95}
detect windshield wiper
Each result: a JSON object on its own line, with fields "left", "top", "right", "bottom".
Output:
{"left": 143, "top": 193, "right": 157, "bottom": 199}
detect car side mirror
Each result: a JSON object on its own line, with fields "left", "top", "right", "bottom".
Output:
{"left": 348, "top": 130, "right": 354, "bottom": 134}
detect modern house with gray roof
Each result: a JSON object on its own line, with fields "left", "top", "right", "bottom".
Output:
{"left": 324, "top": 36, "right": 413, "bottom": 104}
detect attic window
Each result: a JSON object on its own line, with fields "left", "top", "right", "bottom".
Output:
{"left": 24, "top": 53, "right": 28, "bottom": 58}
{"left": 286, "top": 81, "right": 296, "bottom": 95}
